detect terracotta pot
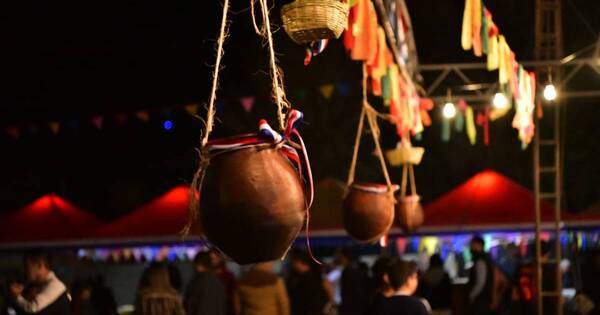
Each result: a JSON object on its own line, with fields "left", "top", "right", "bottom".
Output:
{"left": 395, "top": 194, "right": 424, "bottom": 233}
{"left": 200, "top": 144, "right": 306, "bottom": 264}
{"left": 342, "top": 183, "right": 395, "bottom": 243}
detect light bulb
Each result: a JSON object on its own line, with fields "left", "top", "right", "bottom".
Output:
{"left": 493, "top": 93, "right": 508, "bottom": 109}
{"left": 543, "top": 84, "right": 557, "bottom": 101}
{"left": 443, "top": 102, "right": 456, "bottom": 119}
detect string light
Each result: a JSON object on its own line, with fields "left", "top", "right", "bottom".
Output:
{"left": 163, "top": 120, "right": 173, "bottom": 131}
{"left": 543, "top": 84, "right": 557, "bottom": 101}
{"left": 443, "top": 88, "right": 456, "bottom": 119}
{"left": 443, "top": 102, "right": 457, "bottom": 119}
{"left": 493, "top": 92, "right": 508, "bottom": 109}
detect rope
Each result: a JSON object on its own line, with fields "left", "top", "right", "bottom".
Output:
{"left": 346, "top": 107, "right": 366, "bottom": 186}
{"left": 252, "top": 0, "right": 290, "bottom": 130}
{"left": 400, "top": 164, "right": 408, "bottom": 198}
{"left": 183, "top": 0, "right": 230, "bottom": 236}
{"left": 202, "top": 0, "right": 230, "bottom": 147}
{"left": 400, "top": 164, "right": 417, "bottom": 197}
{"left": 346, "top": 63, "right": 393, "bottom": 194}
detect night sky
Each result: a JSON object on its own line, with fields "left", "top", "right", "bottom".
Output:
{"left": 0, "top": 0, "right": 599, "bottom": 219}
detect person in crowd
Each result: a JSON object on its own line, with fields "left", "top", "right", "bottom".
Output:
{"left": 468, "top": 236, "right": 494, "bottom": 315}
{"left": 184, "top": 251, "right": 226, "bottom": 315}
{"left": 581, "top": 248, "right": 600, "bottom": 315}
{"left": 421, "top": 254, "right": 451, "bottom": 314}
{"left": 233, "top": 262, "right": 290, "bottom": 315}
{"left": 367, "top": 256, "right": 397, "bottom": 313}
{"left": 90, "top": 275, "right": 118, "bottom": 315}
{"left": 8, "top": 249, "right": 70, "bottom": 315}
{"left": 70, "top": 280, "right": 94, "bottom": 315}
{"left": 286, "top": 250, "right": 329, "bottom": 315}
{"left": 209, "top": 249, "right": 236, "bottom": 315}
{"left": 371, "top": 260, "right": 431, "bottom": 315}
{"left": 338, "top": 248, "right": 371, "bottom": 315}
{"left": 134, "top": 263, "right": 184, "bottom": 315}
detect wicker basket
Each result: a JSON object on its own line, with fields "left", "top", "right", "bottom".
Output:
{"left": 281, "top": 0, "right": 349, "bottom": 44}
{"left": 386, "top": 145, "right": 425, "bottom": 166}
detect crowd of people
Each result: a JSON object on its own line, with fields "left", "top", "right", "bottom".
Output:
{"left": 1, "top": 236, "right": 600, "bottom": 315}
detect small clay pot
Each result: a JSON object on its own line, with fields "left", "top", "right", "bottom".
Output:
{"left": 342, "top": 183, "right": 395, "bottom": 243}
{"left": 200, "top": 144, "right": 306, "bottom": 264}
{"left": 395, "top": 194, "right": 424, "bottom": 233}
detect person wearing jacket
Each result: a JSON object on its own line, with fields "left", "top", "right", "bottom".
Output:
{"left": 234, "top": 262, "right": 290, "bottom": 315}
{"left": 9, "top": 249, "right": 70, "bottom": 315}
{"left": 135, "top": 263, "right": 184, "bottom": 315}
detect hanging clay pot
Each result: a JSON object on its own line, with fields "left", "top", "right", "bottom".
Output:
{"left": 200, "top": 142, "right": 306, "bottom": 264}
{"left": 395, "top": 194, "right": 424, "bottom": 233}
{"left": 342, "top": 183, "right": 396, "bottom": 243}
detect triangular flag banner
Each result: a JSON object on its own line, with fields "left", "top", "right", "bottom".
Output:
{"left": 335, "top": 83, "right": 352, "bottom": 96}
{"left": 49, "top": 122, "right": 60, "bottom": 135}
{"left": 293, "top": 89, "right": 309, "bottom": 100}
{"left": 466, "top": 106, "right": 477, "bottom": 145}
{"left": 240, "top": 96, "right": 255, "bottom": 113}
{"left": 91, "top": 116, "right": 104, "bottom": 129}
{"left": 319, "top": 84, "right": 335, "bottom": 100}
{"left": 135, "top": 111, "right": 150, "bottom": 123}
{"left": 184, "top": 103, "right": 199, "bottom": 116}
{"left": 396, "top": 237, "right": 408, "bottom": 255}
{"left": 6, "top": 126, "right": 20, "bottom": 139}
{"left": 114, "top": 113, "right": 128, "bottom": 125}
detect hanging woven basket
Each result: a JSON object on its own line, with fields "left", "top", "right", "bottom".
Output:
{"left": 199, "top": 137, "right": 307, "bottom": 264}
{"left": 342, "top": 183, "right": 397, "bottom": 243}
{"left": 281, "top": 0, "right": 349, "bottom": 44}
{"left": 385, "top": 143, "right": 425, "bottom": 166}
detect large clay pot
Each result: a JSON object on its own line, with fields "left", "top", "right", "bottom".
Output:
{"left": 342, "top": 183, "right": 395, "bottom": 243}
{"left": 200, "top": 144, "right": 306, "bottom": 264}
{"left": 395, "top": 194, "right": 424, "bottom": 233}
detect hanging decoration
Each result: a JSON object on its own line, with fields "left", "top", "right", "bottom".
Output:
{"left": 344, "top": 0, "right": 426, "bottom": 138}
{"left": 394, "top": 140, "right": 424, "bottom": 233}
{"left": 281, "top": 0, "right": 349, "bottom": 64}
{"left": 343, "top": 65, "right": 397, "bottom": 243}
{"left": 185, "top": 0, "right": 315, "bottom": 264}
{"left": 461, "top": 0, "right": 536, "bottom": 146}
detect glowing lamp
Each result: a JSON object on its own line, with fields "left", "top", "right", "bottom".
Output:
{"left": 443, "top": 102, "right": 456, "bottom": 119}
{"left": 543, "top": 84, "right": 557, "bottom": 101}
{"left": 492, "top": 93, "right": 508, "bottom": 109}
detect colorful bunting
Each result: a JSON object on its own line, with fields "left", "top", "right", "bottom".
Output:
{"left": 239, "top": 96, "right": 255, "bottom": 112}
{"left": 6, "top": 126, "right": 20, "bottom": 139}
{"left": 49, "top": 122, "right": 60, "bottom": 135}
{"left": 335, "top": 83, "right": 352, "bottom": 96}
{"left": 135, "top": 111, "right": 150, "bottom": 123}
{"left": 91, "top": 116, "right": 104, "bottom": 129}
{"left": 319, "top": 84, "right": 335, "bottom": 100}
{"left": 183, "top": 103, "right": 199, "bottom": 116}
{"left": 114, "top": 113, "right": 128, "bottom": 125}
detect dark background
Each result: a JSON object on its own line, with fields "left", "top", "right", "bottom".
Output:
{"left": 0, "top": 0, "right": 598, "bottom": 219}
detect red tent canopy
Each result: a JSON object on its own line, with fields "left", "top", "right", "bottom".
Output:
{"left": 422, "top": 170, "right": 599, "bottom": 233}
{"left": 96, "top": 185, "right": 200, "bottom": 241}
{"left": 0, "top": 194, "right": 103, "bottom": 246}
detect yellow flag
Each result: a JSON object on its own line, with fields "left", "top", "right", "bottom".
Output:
{"left": 461, "top": 0, "right": 473, "bottom": 50}
{"left": 320, "top": 84, "right": 335, "bottom": 100}
{"left": 466, "top": 107, "right": 477, "bottom": 145}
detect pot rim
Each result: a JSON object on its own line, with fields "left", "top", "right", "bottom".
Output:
{"left": 350, "top": 182, "right": 400, "bottom": 194}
